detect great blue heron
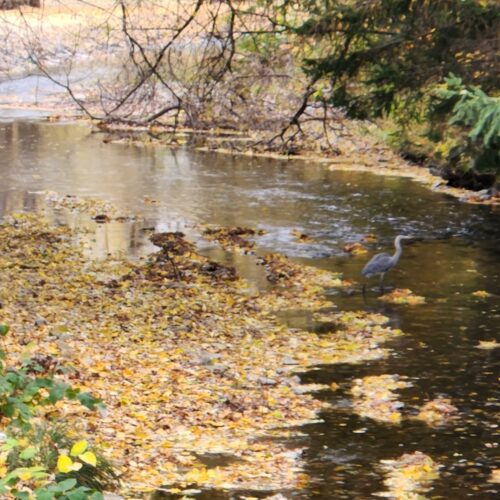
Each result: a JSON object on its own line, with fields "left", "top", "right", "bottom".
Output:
{"left": 362, "top": 235, "right": 413, "bottom": 293}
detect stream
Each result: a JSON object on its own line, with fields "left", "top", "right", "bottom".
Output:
{"left": 0, "top": 119, "right": 499, "bottom": 499}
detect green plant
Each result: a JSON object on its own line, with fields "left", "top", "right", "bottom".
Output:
{"left": 0, "top": 324, "right": 117, "bottom": 499}
{"left": 284, "top": 0, "right": 499, "bottom": 178}
{"left": 0, "top": 362, "right": 101, "bottom": 432}
{"left": 294, "top": 0, "right": 499, "bottom": 120}
{"left": 429, "top": 74, "right": 500, "bottom": 173}
{"left": 3, "top": 427, "right": 119, "bottom": 493}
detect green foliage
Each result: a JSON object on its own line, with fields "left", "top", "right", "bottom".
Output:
{"left": 440, "top": 76, "right": 500, "bottom": 148}
{"left": 0, "top": 356, "right": 102, "bottom": 430}
{"left": 429, "top": 75, "right": 499, "bottom": 172}
{"left": 0, "top": 325, "right": 116, "bottom": 498}
{"left": 291, "top": 0, "right": 499, "bottom": 176}
{"left": 295, "top": 0, "right": 498, "bottom": 120}
{"left": 3, "top": 427, "right": 119, "bottom": 493}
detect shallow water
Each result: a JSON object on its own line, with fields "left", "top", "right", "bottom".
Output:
{"left": 0, "top": 119, "right": 499, "bottom": 498}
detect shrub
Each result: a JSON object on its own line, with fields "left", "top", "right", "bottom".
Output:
{"left": 0, "top": 324, "right": 118, "bottom": 499}
{"left": 429, "top": 74, "right": 500, "bottom": 174}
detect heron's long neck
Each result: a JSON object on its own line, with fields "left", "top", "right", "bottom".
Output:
{"left": 392, "top": 237, "right": 403, "bottom": 263}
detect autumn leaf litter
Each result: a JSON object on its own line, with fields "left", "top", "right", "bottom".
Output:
{"left": 0, "top": 211, "right": 445, "bottom": 496}
{"left": 376, "top": 451, "right": 440, "bottom": 499}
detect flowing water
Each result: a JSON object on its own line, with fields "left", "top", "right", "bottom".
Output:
{"left": 0, "top": 119, "right": 499, "bottom": 499}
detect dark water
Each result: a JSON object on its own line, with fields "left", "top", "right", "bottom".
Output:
{"left": 0, "top": 120, "right": 499, "bottom": 499}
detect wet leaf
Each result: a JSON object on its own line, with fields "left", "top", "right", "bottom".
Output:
{"left": 379, "top": 288, "right": 425, "bottom": 305}
{"left": 351, "top": 374, "right": 411, "bottom": 423}
{"left": 475, "top": 340, "right": 499, "bottom": 350}
{"left": 377, "top": 452, "right": 440, "bottom": 498}
{"left": 343, "top": 242, "right": 368, "bottom": 255}
{"left": 361, "top": 234, "right": 378, "bottom": 244}
{"left": 489, "top": 469, "right": 500, "bottom": 483}
{"left": 291, "top": 229, "right": 314, "bottom": 243}
{"left": 415, "top": 398, "right": 459, "bottom": 426}
{"left": 202, "top": 225, "right": 265, "bottom": 252}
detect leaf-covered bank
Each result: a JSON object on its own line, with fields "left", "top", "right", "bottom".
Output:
{"left": 0, "top": 213, "right": 405, "bottom": 496}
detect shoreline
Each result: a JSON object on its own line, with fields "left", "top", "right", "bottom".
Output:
{"left": 0, "top": 208, "right": 405, "bottom": 496}
{"left": 1, "top": 0, "right": 498, "bottom": 209}
{"left": 1, "top": 103, "right": 498, "bottom": 208}
{"left": 98, "top": 124, "right": 500, "bottom": 207}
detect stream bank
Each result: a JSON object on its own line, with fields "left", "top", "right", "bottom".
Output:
{"left": 0, "top": 119, "right": 499, "bottom": 498}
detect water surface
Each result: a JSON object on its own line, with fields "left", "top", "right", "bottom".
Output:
{"left": 0, "top": 120, "right": 499, "bottom": 498}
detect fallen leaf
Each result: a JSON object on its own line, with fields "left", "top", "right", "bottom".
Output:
{"left": 379, "top": 288, "right": 425, "bottom": 305}
{"left": 475, "top": 340, "right": 500, "bottom": 350}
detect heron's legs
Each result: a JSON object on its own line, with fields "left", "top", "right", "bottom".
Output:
{"left": 379, "top": 273, "right": 385, "bottom": 293}
{"left": 362, "top": 283, "right": 366, "bottom": 295}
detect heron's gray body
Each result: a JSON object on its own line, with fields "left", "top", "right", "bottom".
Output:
{"left": 362, "top": 252, "right": 395, "bottom": 277}
{"left": 361, "top": 235, "right": 412, "bottom": 291}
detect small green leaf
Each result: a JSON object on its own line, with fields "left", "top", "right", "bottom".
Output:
{"left": 13, "top": 491, "right": 30, "bottom": 500}
{"left": 76, "top": 392, "right": 102, "bottom": 410}
{"left": 3, "top": 438, "right": 20, "bottom": 450}
{"left": 19, "top": 447, "right": 37, "bottom": 460}
{"left": 1, "top": 402, "right": 16, "bottom": 418}
{"left": 34, "top": 489, "right": 54, "bottom": 500}
{"left": 0, "top": 325, "right": 9, "bottom": 336}
{"left": 66, "top": 487, "right": 93, "bottom": 500}
{"left": 48, "top": 383, "right": 69, "bottom": 404}
{"left": 53, "top": 478, "right": 77, "bottom": 492}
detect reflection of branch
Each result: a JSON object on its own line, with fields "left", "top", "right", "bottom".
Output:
{"left": 321, "top": 100, "right": 340, "bottom": 154}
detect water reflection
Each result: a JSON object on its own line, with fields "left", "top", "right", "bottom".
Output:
{"left": 0, "top": 120, "right": 499, "bottom": 498}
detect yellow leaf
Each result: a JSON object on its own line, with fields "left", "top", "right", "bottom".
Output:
{"left": 57, "top": 455, "right": 83, "bottom": 473}
{"left": 58, "top": 455, "right": 73, "bottom": 473}
{"left": 18, "top": 470, "right": 32, "bottom": 481}
{"left": 476, "top": 340, "right": 499, "bottom": 350}
{"left": 389, "top": 412, "right": 401, "bottom": 422}
{"left": 79, "top": 451, "right": 97, "bottom": 467}
{"left": 70, "top": 440, "right": 88, "bottom": 457}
